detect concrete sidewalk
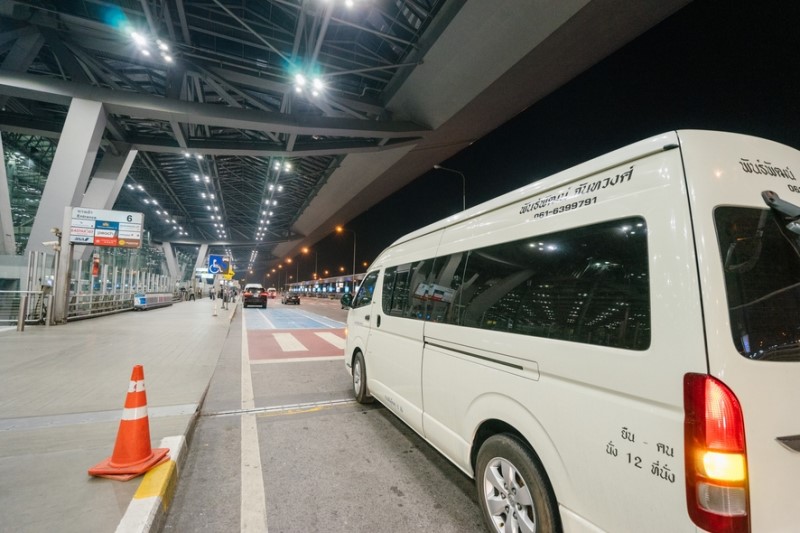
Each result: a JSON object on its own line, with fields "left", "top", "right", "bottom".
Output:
{"left": 0, "top": 298, "right": 236, "bottom": 533}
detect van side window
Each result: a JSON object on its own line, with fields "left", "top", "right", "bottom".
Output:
{"left": 408, "top": 259, "right": 437, "bottom": 320}
{"left": 382, "top": 263, "right": 415, "bottom": 317}
{"left": 353, "top": 270, "right": 379, "bottom": 308}
{"left": 424, "top": 253, "right": 469, "bottom": 323}
{"left": 457, "top": 217, "right": 650, "bottom": 349}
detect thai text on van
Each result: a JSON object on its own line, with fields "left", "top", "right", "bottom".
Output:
{"left": 739, "top": 158, "right": 795, "bottom": 180}
{"left": 519, "top": 165, "right": 634, "bottom": 215}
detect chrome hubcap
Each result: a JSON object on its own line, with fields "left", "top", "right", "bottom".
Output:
{"left": 483, "top": 457, "right": 536, "bottom": 533}
{"left": 353, "top": 359, "right": 362, "bottom": 394}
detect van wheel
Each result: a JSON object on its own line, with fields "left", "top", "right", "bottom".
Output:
{"left": 352, "top": 351, "right": 373, "bottom": 404}
{"left": 475, "top": 434, "right": 560, "bottom": 533}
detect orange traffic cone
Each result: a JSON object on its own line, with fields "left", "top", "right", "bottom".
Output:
{"left": 88, "top": 365, "right": 169, "bottom": 481}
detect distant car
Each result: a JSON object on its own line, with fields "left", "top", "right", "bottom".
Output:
{"left": 267, "top": 287, "right": 278, "bottom": 299}
{"left": 281, "top": 292, "right": 300, "bottom": 305}
{"left": 242, "top": 284, "right": 267, "bottom": 308}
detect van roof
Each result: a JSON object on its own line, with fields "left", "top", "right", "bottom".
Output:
{"left": 388, "top": 130, "right": 681, "bottom": 249}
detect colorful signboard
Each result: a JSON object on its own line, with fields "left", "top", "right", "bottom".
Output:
{"left": 69, "top": 208, "right": 144, "bottom": 248}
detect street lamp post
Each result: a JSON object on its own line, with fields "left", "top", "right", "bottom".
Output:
{"left": 336, "top": 226, "right": 357, "bottom": 294}
{"left": 433, "top": 165, "right": 466, "bottom": 211}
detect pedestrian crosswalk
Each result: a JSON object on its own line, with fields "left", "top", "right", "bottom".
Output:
{"left": 314, "top": 331, "right": 346, "bottom": 349}
{"left": 247, "top": 329, "right": 346, "bottom": 362}
{"left": 244, "top": 307, "right": 347, "bottom": 362}
{"left": 273, "top": 332, "right": 310, "bottom": 352}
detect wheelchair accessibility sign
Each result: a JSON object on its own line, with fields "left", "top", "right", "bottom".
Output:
{"left": 208, "top": 255, "right": 226, "bottom": 274}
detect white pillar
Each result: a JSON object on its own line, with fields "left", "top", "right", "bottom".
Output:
{"left": 26, "top": 98, "right": 106, "bottom": 256}
{"left": 0, "top": 134, "right": 16, "bottom": 254}
{"left": 193, "top": 244, "right": 208, "bottom": 270}
{"left": 162, "top": 242, "right": 180, "bottom": 280}
{"left": 76, "top": 147, "right": 138, "bottom": 262}
{"left": 81, "top": 147, "right": 138, "bottom": 209}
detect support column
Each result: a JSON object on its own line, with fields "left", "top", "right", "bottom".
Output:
{"left": 81, "top": 147, "right": 138, "bottom": 209}
{"left": 193, "top": 244, "right": 209, "bottom": 271}
{"left": 162, "top": 242, "right": 180, "bottom": 281}
{"left": 192, "top": 244, "right": 208, "bottom": 297}
{"left": 76, "top": 147, "right": 138, "bottom": 261}
{"left": 25, "top": 98, "right": 106, "bottom": 256}
{"left": 0, "top": 134, "right": 16, "bottom": 255}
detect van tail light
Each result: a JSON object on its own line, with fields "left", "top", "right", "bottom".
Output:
{"left": 684, "top": 373, "right": 750, "bottom": 533}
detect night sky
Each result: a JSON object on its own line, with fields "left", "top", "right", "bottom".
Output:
{"left": 301, "top": 0, "right": 800, "bottom": 280}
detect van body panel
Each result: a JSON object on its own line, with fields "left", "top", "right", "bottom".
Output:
{"left": 680, "top": 130, "right": 800, "bottom": 532}
{"left": 344, "top": 130, "right": 800, "bottom": 532}
{"left": 361, "top": 231, "right": 443, "bottom": 434}
{"left": 366, "top": 299, "right": 427, "bottom": 433}
{"left": 389, "top": 133, "right": 678, "bottom": 250}
{"left": 414, "top": 146, "right": 704, "bottom": 532}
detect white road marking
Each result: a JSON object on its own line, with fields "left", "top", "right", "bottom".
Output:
{"left": 205, "top": 398, "right": 356, "bottom": 418}
{"left": 258, "top": 311, "right": 276, "bottom": 329}
{"left": 241, "top": 315, "right": 268, "bottom": 532}
{"left": 250, "top": 355, "right": 344, "bottom": 364}
{"left": 315, "top": 332, "right": 346, "bottom": 349}
{"left": 273, "top": 333, "right": 307, "bottom": 351}
{"left": 292, "top": 309, "right": 345, "bottom": 328}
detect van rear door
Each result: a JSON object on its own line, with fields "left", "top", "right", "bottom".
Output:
{"left": 682, "top": 130, "right": 800, "bottom": 532}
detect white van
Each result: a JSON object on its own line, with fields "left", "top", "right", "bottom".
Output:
{"left": 341, "top": 130, "right": 800, "bottom": 533}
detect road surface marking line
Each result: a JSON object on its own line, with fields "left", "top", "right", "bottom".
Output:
{"left": 259, "top": 311, "right": 276, "bottom": 329}
{"left": 250, "top": 355, "right": 344, "bottom": 364}
{"left": 241, "top": 315, "right": 268, "bottom": 532}
{"left": 205, "top": 398, "right": 357, "bottom": 418}
{"left": 294, "top": 310, "right": 344, "bottom": 328}
{"left": 273, "top": 332, "right": 307, "bottom": 351}
{"left": 315, "top": 332, "right": 346, "bottom": 349}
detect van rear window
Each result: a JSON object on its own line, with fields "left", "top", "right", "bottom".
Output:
{"left": 715, "top": 206, "right": 800, "bottom": 361}
{"left": 382, "top": 217, "right": 651, "bottom": 350}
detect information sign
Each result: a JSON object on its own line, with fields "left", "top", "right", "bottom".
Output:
{"left": 69, "top": 208, "right": 143, "bottom": 248}
{"left": 208, "top": 255, "right": 226, "bottom": 274}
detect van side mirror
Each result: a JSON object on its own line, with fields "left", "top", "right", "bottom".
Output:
{"left": 341, "top": 293, "right": 353, "bottom": 308}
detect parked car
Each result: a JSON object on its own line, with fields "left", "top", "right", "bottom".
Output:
{"left": 242, "top": 284, "right": 267, "bottom": 308}
{"left": 281, "top": 292, "right": 300, "bottom": 305}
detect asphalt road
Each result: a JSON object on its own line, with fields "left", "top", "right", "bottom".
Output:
{"left": 163, "top": 296, "right": 486, "bottom": 533}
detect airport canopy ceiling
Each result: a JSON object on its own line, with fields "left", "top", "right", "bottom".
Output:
{"left": 0, "top": 0, "right": 689, "bottom": 272}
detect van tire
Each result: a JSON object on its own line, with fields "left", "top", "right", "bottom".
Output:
{"left": 475, "top": 434, "right": 561, "bottom": 533}
{"left": 352, "top": 351, "right": 374, "bottom": 404}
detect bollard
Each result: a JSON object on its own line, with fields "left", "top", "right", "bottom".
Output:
{"left": 46, "top": 294, "right": 54, "bottom": 326}
{"left": 16, "top": 295, "right": 27, "bottom": 332}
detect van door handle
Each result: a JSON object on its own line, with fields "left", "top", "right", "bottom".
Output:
{"left": 376, "top": 315, "right": 381, "bottom": 328}
{"left": 365, "top": 314, "right": 370, "bottom": 321}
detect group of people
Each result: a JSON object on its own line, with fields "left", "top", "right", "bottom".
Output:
{"left": 209, "top": 286, "right": 237, "bottom": 309}
{"left": 178, "top": 286, "right": 200, "bottom": 301}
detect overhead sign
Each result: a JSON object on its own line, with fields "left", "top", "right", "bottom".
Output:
{"left": 69, "top": 208, "right": 143, "bottom": 248}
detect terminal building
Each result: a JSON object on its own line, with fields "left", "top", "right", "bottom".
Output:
{"left": 3, "top": 3, "right": 797, "bottom": 533}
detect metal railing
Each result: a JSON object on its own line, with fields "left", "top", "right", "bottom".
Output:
{"left": 67, "top": 292, "right": 136, "bottom": 320}
{"left": 0, "top": 289, "right": 184, "bottom": 328}
{"left": 0, "top": 290, "right": 46, "bottom": 328}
